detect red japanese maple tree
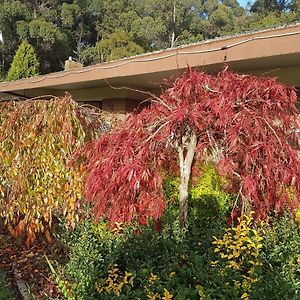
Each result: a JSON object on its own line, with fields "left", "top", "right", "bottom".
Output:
{"left": 78, "top": 69, "right": 300, "bottom": 227}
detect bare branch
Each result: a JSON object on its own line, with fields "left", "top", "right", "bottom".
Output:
{"left": 144, "top": 121, "right": 171, "bottom": 144}
{"left": 104, "top": 79, "right": 173, "bottom": 111}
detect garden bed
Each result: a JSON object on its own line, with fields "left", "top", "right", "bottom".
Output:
{"left": 0, "top": 221, "right": 62, "bottom": 299}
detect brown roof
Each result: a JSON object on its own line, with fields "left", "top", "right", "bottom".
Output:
{"left": 1, "top": 22, "right": 300, "bottom": 99}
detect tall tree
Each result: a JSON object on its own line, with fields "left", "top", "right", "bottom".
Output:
{"left": 2, "top": 0, "right": 299, "bottom": 76}
{"left": 0, "top": 0, "right": 30, "bottom": 74}
{"left": 17, "top": 18, "right": 69, "bottom": 73}
{"left": 7, "top": 40, "right": 39, "bottom": 81}
{"left": 250, "top": 0, "right": 291, "bottom": 14}
{"left": 94, "top": 29, "right": 144, "bottom": 62}
{"left": 132, "top": 0, "right": 199, "bottom": 48}
{"left": 189, "top": 0, "right": 245, "bottom": 39}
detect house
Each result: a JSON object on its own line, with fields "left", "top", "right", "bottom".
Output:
{"left": 1, "top": 23, "right": 300, "bottom": 113}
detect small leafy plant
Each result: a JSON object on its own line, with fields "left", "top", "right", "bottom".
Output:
{"left": 95, "top": 264, "right": 134, "bottom": 297}
{"left": 251, "top": 215, "right": 300, "bottom": 299}
{"left": 211, "top": 212, "right": 263, "bottom": 299}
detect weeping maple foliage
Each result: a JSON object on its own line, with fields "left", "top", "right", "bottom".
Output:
{"left": 0, "top": 96, "right": 119, "bottom": 246}
{"left": 78, "top": 68, "right": 300, "bottom": 226}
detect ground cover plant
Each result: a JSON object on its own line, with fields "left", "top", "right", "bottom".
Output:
{"left": 0, "top": 270, "right": 15, "bottom": 300}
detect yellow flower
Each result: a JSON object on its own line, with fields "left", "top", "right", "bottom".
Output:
{"left": 210, "top": 261, "right": 218, "bottom": 267}
{"left": 241, "top": 292, "right": 249, "bottom": 299}
{"left": 162, "top": 289, "right": 173, "bottom": 300}
{"left": 147, "top": 292, "right": 160, "bottom": 299}
{"left": 112, "top": 222, "right": 123, "bottom": 233}
{"left": 233, "top": 280, "right": 241, "bottom": 288}
{"left": 169, "top": 272, "right": 176, "bottom": 277}
{"left": 196, "top": 284, "right": 205, "bottom": 299}
{"left": 148, "top": 273, "right": 159, "bottom": 285}
{"left": 96, "top": 265, "right": 134, "bottom": 296}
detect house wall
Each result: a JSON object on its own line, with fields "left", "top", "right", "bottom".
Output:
{"left": 66, "top": 86, "right": 150, "bottom": 113}
{"left": 100, "top": 99, "right": 149, "bottom": 113}
{"left": 102, "top": 99, "right": 126, "bottom": 113}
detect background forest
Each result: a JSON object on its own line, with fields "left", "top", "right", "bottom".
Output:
{"left": 0, "top": 0, "right": 300, "bottom": 78}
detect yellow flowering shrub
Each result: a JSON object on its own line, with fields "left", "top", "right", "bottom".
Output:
{"left": 148, "top": 272, "right": 160, "bottom": 285}
{"left": 95, "top": 264, "right": 134, "bottom": 296}
{"left": 212, "top": 212, "right": 263, "bottom": 300}
{"left": 95, "top": 265, "right": 175, "bottom": 299}
{"left": 144, "top": 272, "right": 174, "bottom": 300}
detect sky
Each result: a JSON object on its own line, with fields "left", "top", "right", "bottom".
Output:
{"left": 238, "top": 0, "right": 252, "bottom": 8}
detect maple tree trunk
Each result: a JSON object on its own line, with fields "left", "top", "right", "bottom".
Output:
{"left": 178, "top": 132, "right": 197, "bottom": 228}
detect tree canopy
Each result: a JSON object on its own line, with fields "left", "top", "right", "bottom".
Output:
{"left": 77, "top": 69, "right": 300, "bottom": 227}
{"left": 0, "top": 96, "right": 120, "bottom": 245}
{"left": 0, "top": 0, "right": 299, "bottom": 77}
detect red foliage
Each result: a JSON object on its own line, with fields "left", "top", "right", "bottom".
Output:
{"left": 77, "top": 69, "right": 300, "bottom": 224}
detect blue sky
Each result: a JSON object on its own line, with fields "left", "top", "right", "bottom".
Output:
{"left": 237, "top": 0, "right": 252, "bottom": 8}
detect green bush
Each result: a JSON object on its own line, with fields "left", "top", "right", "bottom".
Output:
{"left": 54, "top": 164, "right": 233, "bottom": 299}
{"left": 50, "top": 163, "right": 300, "bottom": 300}
{"left": 55, "top": 216, "right": 125, "bottom": 300}
{"left": 57, "top": 214, "right": 225, "bottom": 299}
{"left": 251, "top": 215, "right": 300, "bottom": 299}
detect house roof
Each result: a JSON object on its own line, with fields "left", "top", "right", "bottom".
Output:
{"left": 1, "top": 22, "right": 300, "bottom": 100}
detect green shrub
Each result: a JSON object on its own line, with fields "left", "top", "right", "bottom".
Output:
{"left": 55, "top": 164, "right": 233, "bottom": 299}
{"left": 251, "top": 215, "right": 300, "bottom": 300}
{"left": 190, "top": 162, "right": 232, "bottom": 216}
{"left": 52, "top": 163, "right": 300, "bottom": 299}
{"left": 57, "top": 217, "right": 216, "bottom": 299}
{"left": 55, "top": 217, "right": 125, "bottom": 300}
